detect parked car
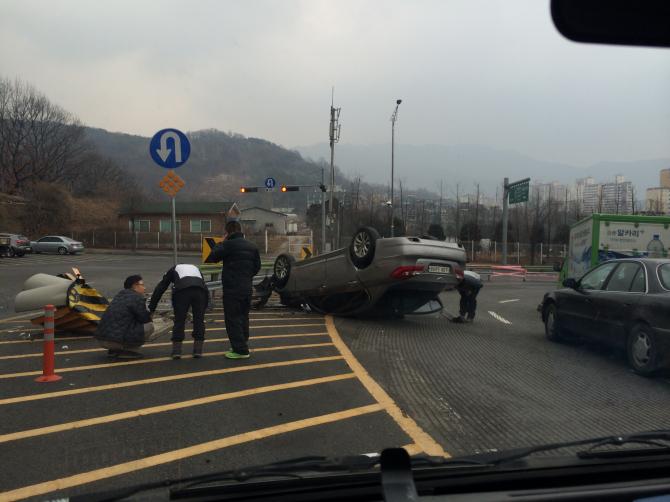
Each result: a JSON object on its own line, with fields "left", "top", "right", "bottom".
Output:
{"left": 31, "top": 236, "right": 85, "bottom": 255}
{"left": 0, "top": 233, "right": 31, "bottom": 257}
{"left": 539, "top": 258, "right": 670, "bottom": 376}
{"left": 271, "top": 227, "right": 467, "bottom": 317}
{"left": 0, "top": 234, "right": 10, "bottom": 257}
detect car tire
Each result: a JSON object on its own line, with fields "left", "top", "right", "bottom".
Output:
{"left": 544, "top": 303, "right": 563, "bottom": 342}
{"left": 57, "top": 247, "right": 68, "bottom": 255}
{"left": 349, "top": 226, "right": 380, "bottom": 269}
{"left": 8, "top": 248, "right": 15, "bottom": 258}
{"left": 627, "top": 323, "right": 661, "bottom": 377}
{"left": 273, "top": 254, "right": 295, "bottom": 289}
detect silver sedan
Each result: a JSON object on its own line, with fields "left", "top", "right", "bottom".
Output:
{"left": 272, "top": 227, "right": 466, "bottom": 317}
{"left": 31, "top": 236, "right": 85, "bottom": 255}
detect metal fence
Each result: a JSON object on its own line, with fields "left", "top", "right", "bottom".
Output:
{"left": 460, "top": 241, "right": 567, "bottom": 266}
{"left": 69, "top": 230, "right": 313, "bottom": 257}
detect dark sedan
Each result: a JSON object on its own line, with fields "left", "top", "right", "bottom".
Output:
{"left": 539, "top": 258, "right": 670, "bottom": 376}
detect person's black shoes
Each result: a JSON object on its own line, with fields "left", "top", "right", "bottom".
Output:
{"left": 107, "top": 349, "right": 120, "bottom": 359}
{"left": 116, "top": 350, "right": 143, "bottom": 360}
{"left": 451, "top": 316, "right": 465, "bottom": 323}
{"left": 193, "top": 340, "right": 204, "bottom": 358}
{"left": 171, "top": 342, "right": 183, "bottom": 360}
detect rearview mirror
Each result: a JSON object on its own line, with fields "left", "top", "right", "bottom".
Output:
{"left": 552, "top": 0, "right": 670, "bottom": 48}
{"left": 562, "top": 278, "right": 578, "bottom": 289}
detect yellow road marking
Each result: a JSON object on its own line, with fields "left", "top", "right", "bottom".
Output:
{"left": 0, "top": 312, "right": 40, "bottom": 323}
{"left": 0, "top": 404, "right": 383, "bottom": 502}
{"left": 0, "top": 343, "right": 335, "bottom": 379}
{"left": 402, "top": 444, "right": 423, "bottom": 456}
{"left": 209, "top": 317, "right": 320, "bottom": 322}
{"left": 0, "top": 355, "right": 345, "bottom": 406}
{"left": 325, "top": 316, "right": 448, "bottom": 458}
{"left": 0, "top": 373, "right": 357, "bottom": 444}
{"left": 0, "top": 335, "right": 88, "bottom": 345}
{"left": 0, "top": 333, "right": 331, "bottom": 360}
{"left": 0, "top": 322, "right": 326, "bottom": 343}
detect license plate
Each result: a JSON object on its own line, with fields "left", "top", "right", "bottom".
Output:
{"left": 428, "top": 265, "right": 450, "bottom": 274}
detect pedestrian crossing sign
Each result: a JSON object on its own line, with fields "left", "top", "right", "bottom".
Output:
{"left": 202, "top": 236, "right": 225, "bottom": 263}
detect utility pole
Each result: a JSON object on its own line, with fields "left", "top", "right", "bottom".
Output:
{"left": 321, "top": 162, "right": 326, "bottom": 254}
{"left": 328, "top": 88, "right": 341, "bottom": 250}
{"left": 390, "top": 99, "right": 402, "bottom": 237}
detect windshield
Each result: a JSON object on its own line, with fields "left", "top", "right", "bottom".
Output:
{"left": 1, "top": 1, "right": 670, "bottom": 500}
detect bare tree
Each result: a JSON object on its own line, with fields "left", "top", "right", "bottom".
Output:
{"left": 0, "top": 77, "right": 87, "bottom": 193}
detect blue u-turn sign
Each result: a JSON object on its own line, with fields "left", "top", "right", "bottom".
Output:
{"left": 150, "top": 128, "right": 191, "bottom": 168}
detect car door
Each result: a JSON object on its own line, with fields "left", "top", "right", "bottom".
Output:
{"left": 592, "top": 262, "right": 646, "bottom": 348}
{"left": 46, "top": 236, "right": 61, "bottom": 253}
{"left": 35, "top": 237, "right": 53, "bottom": 253}
{"left": 558, "top": 261, "right": 618, "bottom": 337}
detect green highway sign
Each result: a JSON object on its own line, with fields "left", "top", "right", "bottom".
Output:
{"left": 508, "top": 179, "right": 530, "bottom": 204}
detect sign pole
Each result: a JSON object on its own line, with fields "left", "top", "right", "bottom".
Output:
{"left": 172, "top": 195, "right": 178, "bottom": 266}
{"left": 502, "top": 177, "right": 509, "bottom": 265}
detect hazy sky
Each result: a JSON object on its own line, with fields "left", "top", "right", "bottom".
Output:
{"left": 2, "top": 0, "right": 669, "bottom": 166}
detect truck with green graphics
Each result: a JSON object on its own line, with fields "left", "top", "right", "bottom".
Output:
{"left": 560, "top": 214, "right": 670, "bottom": 283}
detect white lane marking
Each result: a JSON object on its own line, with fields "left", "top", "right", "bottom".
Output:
{"left": 498, "top": 299, "right": 520, "bottom": 304}
{"left": 488, "top": 311, "right": 512, "bottom": 324}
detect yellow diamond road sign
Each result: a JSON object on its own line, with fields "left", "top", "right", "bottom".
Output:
{"left": 300, "top": 245, "right": 313, "bottom": 260}
{"left": 159, "top": 170, "right": 185, "bottom": 197}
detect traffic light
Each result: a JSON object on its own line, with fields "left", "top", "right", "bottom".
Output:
{"left": 240, "top": 187, "right": 259, "bottom": 193}
{"left": 280, "top": 185, "right": 300, "bottom": 192}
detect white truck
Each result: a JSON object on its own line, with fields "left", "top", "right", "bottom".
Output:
{"left": 560, "top": 213, "right": 670, "bottom": 282}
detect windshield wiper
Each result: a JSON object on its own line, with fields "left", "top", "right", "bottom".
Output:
{"left": 75, "top": 452, "right": 489, "bottom": 501}
{"left": 455, "top": 430, "right": 670, "bottom": 466}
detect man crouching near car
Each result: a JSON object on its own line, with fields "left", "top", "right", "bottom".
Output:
{"left": 452, "top": 270, "right": 483, "bottom": 323}
{"left": 95, "top": 275, "right": 154, "bottom": 359}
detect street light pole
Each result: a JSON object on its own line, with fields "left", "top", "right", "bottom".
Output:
{"left": 390, "top": 99, "right": 402, "bottom": 237}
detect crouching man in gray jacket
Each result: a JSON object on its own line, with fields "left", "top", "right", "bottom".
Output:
{"left": 95, "top": 275, "right": 154, "bottom": 359}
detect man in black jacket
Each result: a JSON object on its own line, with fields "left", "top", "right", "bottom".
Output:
{"left": 95, "top": 275, "right": 153, "bottom": 359}
{"left": 208, "top": 220, "right": 261, "bottom": 359}
{"left": 149, "top": 264, "right": 209, "bottom": 359}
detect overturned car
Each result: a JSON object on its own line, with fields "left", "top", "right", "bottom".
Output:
{"left": 271, "top": 227, "right": 466, "bottom": 317}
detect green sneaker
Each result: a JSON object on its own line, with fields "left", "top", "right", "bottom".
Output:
{"left": 225, "top": 351, "right": 250, "bottom": 360}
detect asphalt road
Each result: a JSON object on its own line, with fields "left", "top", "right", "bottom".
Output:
{"left": 1, "top": 256, "right": 670, "bottom": 499}
{"left": 335, "top": 281, "right": 670, "bottom": 456}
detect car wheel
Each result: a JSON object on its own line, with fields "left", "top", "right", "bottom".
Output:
{"left": 349, "top": 226, "right": 380, "bottom": 269}
{"left": 627, "top": 323, "right": 660, "bottom": 377}
{"left": 544, "top": 303, "right": 563, "bottom": 342}
{"left": 57, "top": 247, "right": 68, "bottom": 255}
{"left": 7, "top": 248, "right": 15, "bottom": 258}
{"left": 273, "top": 254, "right": 295, "bottom": 288}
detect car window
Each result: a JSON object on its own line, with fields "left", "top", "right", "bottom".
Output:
{"left": 658, "top": 264, "right": 670, "bottom": 290}
{"left": 605, "top": 263, "right": 643, "bottom": 292}
{"left": 630, "top": 267, "right": 647, "bottom": 293}
{"left": 38, "top": 237, "right": 52, "bottom": 243}
{"left": 579, "top": 262, "right": 617, "bottom": 290}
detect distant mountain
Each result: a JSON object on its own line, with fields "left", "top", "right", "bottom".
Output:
{"left": 296, "top": 142, "right": 669, "bottom": 194}
{"left": 83, "top": 128, "right": 338, "bottom": 206}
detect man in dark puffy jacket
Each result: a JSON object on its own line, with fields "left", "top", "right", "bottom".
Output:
{"left": 95, "top": 275, "right": 153, "bottom": 359}
{"left": 149, "top": 264, "right": 209, "bottom": 359}
{"left": 208, "top": 220, "right": 261, "bottom": 359}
